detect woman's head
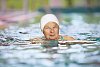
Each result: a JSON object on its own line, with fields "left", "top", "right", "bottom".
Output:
{"left": 41, "top": 14, "right": 59, "bottom": 40}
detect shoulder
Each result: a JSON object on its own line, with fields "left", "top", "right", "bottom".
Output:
{"left": 63, "top": 35, "right": 75, "bottom": 41}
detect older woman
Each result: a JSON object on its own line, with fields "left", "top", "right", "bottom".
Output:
{"left": 40, "top": 14, "right": 75, "bottom": 40}
{"left": 30, "top": 14, "right": 75, "bottom": 45}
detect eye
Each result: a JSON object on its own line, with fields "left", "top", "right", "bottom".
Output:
{"left": 53, "top": 26, "right": 57, "bottom": 28}
{"left": 53, "top": 26, "right": 55, "bottom": 28}
{"left": 45, "top": 27, "right": 50, "bottom": 29}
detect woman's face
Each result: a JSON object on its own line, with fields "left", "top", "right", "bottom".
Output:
{"left": 43, "top": 22, "right": 59, "bottom": 40}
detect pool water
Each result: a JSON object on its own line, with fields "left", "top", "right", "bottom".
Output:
{"left": 0, "top": 13, "right": 100, "bottom": 67}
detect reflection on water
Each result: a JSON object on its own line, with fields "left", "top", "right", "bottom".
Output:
{"left": 0, "top": 13, "right": 100, "bottom": 67}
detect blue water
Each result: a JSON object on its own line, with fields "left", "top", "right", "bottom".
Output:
{"left": 0, "top": 13, "right": 100, "bottom": 67}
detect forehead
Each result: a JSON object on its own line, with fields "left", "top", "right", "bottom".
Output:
{"left": 45, "top": 22, "right": 58, "bottom": 27}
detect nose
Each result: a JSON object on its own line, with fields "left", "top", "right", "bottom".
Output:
{"left": 50, "top": 28, "right": 54, "bottom": 33}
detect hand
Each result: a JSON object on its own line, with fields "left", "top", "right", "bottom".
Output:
{"left": 30, "top": 38, "right": 42, "bottom": 44}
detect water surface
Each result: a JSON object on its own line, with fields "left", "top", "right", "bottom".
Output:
{"left": 0, "top": 13, "right": 100, "bottom": 67}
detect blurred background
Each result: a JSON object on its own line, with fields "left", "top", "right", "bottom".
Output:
{"left": 0, "top": 0, "right": 100, "bottom": 12}
{"left": 0, "top": 0, "right": 100, "bottom": 29}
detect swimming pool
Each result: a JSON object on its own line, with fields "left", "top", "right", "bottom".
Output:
{"left": 0, "top": 13, "right": 100, "bottom": 67}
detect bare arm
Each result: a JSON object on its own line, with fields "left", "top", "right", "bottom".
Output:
{"left": 30, "top": 37, "right": 43, "bottom": 44}
{"left": 63, "top": 36, "right": 75, "bottom": 41}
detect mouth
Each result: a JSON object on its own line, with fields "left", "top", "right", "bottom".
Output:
{"left": 48, "top": 35, "right": 57, "bottom": 40}
{"left": 50, "top": 34, "right": 55, "bottom": 36}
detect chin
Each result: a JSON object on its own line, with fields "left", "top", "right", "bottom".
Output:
{"left": 46, "top": 36, "right": 58, "bottom": 40}
{"left": 49, "top": 39, "right": 55, "bottom": 40}
{"left": 49, "top": 37, "right": 57, "bottom": 40}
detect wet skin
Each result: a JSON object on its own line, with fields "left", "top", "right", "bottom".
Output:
{"left": 43, "top": 22, "right": 60, "bottom": 40}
